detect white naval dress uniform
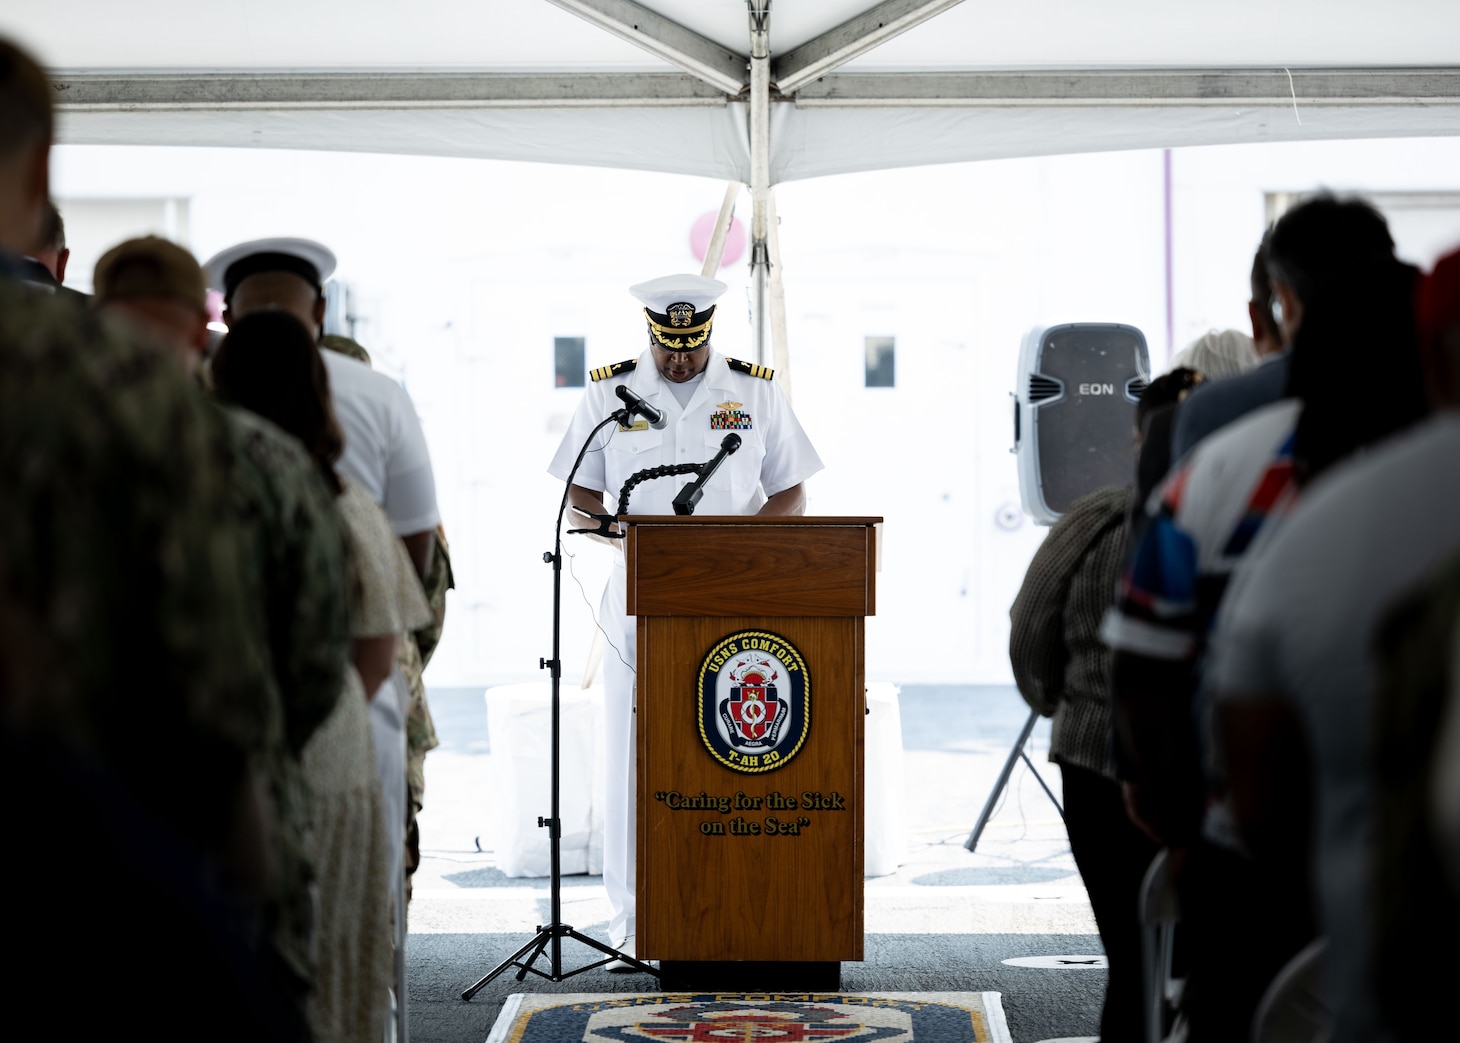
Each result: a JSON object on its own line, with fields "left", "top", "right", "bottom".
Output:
{"left": 547, "top": 349, "right": 823, "bottom": 944}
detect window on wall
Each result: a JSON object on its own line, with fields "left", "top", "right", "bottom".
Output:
{"left": 864, "top": 336, "right": 895, "bottom": 388}
{"left": 555, "top": 337, "right": 585, "bottom": 387}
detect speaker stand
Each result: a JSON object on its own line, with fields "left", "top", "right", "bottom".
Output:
{"left": 964, "top": 709, "right": 1064, "bottom": 854}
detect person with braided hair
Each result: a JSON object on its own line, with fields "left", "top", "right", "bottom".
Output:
{"left": 1009, "top": 369, "right": 1198, "bottom": 1043}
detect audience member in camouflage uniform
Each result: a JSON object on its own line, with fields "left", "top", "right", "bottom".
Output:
{"left": 93, "top": 235, "right": 354, "bottom": 1032}
{"left": 0, "top": 36, "right": 290, "bottom": 1038}
{"left": 0, "top": 246, "right": 274, "bottom": 861}
{"left": 403, "top": 525, "right": 454, "bottom": 898}
{"left": 319, "top": 331, "right": 454, "bottom": 901}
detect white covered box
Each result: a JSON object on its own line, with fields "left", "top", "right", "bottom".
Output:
{"left": 864, "top": 681, "right": 908, "bottom": 877}
{"left": 485, "top": 682, "right": 606, "bottom": 877}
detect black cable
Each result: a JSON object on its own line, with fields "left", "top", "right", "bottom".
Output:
{"left": 563, "top": 546, "right": 633, "bottom": 676}
{"left": 559, "top": 411, "right": 630, "bottom": 540}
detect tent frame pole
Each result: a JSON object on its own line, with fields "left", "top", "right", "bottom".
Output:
{"left": 766, "top": 188, "right": 793, "bottom": 401}
{"left": 748, "top": 0, "right": 771, "bottom": 367}
{"left": 701, "top": 181, "right": 742, "bottom": 279}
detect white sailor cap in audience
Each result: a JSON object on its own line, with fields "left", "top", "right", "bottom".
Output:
{"left": 202, "top": 237, "right": 337, "bottom": 301}
{"left": 630, "top": 274, "right": 727, "bottom": 350}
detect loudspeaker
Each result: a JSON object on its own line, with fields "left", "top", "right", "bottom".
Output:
{"left": 1014, "top": 323, "right": 1150, "bottom": 525}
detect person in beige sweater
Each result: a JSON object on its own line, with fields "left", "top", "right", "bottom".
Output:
{"left": 1009, "top": 369, "right": 1198, "bottom": 1043}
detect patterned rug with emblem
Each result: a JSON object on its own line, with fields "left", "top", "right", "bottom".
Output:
{"left": 484, "top": 991, "right": 1012, "bottom": 1043}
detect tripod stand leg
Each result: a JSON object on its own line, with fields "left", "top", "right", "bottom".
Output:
{"left": 561, "top": 927, "right": 660, "bottom": 979}
{"left": 1020, "top": 750, "right": 1064, "bottom": 819}
{"left": 461, "top": 930, "right": 552, "bottom": 1001}
{"left": 964, "top": 709, "right": 1041, "bottom": 853}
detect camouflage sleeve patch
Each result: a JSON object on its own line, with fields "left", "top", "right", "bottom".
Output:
{"left": 320, "top": 333, "right": 372, "bottom": 367}
{"left": 412, "top": 526, "right": 454, "bottom": 668}
{"left": 726, "top": 358, "right": 775, "bottom": 380}
{"left": 589, "top": 359, "right": 639, "bottom": 382}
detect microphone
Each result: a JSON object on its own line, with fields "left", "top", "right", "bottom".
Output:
{"left": 615, "top": 384, "right": 666, "bottom": 429}
{"left": 672, "top": 433, "right": 742, "bottom": 516}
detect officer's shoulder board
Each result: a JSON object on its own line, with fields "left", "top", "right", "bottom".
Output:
{"left": 589, "top": 359, "right": 638, "bottom": 382}
{"left": 726, "top": 357, "right": 775, "bottom": 380}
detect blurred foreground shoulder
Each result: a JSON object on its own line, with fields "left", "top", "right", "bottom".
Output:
{"left": 0, "top": 280, "right": 268, "bottom": 756}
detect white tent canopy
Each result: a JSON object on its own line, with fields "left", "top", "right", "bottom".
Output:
{"left": 12, "top": 0, "right": 1460, "bottom": 182}
{"left": 21, "top": 2, "right": 1460, "bottom": 691}
{"left": 21, "top": 0, "right": 1459, "bottom": 365}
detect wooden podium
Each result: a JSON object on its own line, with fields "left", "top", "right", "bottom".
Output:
{"left": 626, "top": 515, "right": 881, "bottom": 991}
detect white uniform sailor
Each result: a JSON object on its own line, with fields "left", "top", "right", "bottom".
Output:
{"left": 547, "top": 274, "right": 823, "bottom": 968}
{"left": 202, "top": 236, "right": 442, "bottom": 894}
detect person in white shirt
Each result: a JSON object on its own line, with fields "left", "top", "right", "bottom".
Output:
{"left": 204, "top": 237, "right": 441, "bottom": 894}
{"left": 548, "top": 274, "right": 823, "bottom": 969}
{"left": 204, "top": 239, "right": 440, "bottom": 573}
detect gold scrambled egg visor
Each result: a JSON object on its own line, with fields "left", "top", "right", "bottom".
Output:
{"left": 645, "top": 303, "right": 715, "bottom": 351}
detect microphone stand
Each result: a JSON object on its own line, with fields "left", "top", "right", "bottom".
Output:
{"left": 461, "top": 405, "right": 658, "bottom": 1000}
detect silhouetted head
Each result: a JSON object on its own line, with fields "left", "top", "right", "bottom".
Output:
{"left": 211, "top": 310, "right": 344, "bottom": 495}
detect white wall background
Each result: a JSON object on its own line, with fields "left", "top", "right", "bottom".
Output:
{"left": 48, "top": 135, "right": 1460, "bottom": 689}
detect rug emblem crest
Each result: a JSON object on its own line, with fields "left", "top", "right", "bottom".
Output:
{"left": 494, "top": 991, "right": 1008, "bottom": 1043}
{"left": 590, "top": 1000, "right": 907, "bottom": 1041}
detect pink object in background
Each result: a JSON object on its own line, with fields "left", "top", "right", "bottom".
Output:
{"left": 689, "top": 210, "right": 746, "bottom": 267}
{"left": 207, "top": 289, "right": 225, "bottom": 325}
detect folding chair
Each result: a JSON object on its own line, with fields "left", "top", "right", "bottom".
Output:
{"left": 1251, "top": 938, "right": 1329, "bottom": 1043}
{"left": 1139, "top": 848, "right": 1187, "bottom": 1043}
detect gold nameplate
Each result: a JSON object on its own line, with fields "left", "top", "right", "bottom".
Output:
{"left": 619, "top": 419, "right": 649, "bottom": 432}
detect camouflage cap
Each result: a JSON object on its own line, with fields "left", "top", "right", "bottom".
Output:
{"left": 93, "top": 236, "right": 208, "bottom": 314}
{"left": 320, "top": 333, "right": 372, "bottom": 367}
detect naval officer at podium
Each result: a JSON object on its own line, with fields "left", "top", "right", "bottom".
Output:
{"left": 548, "top": 273, "right": 823, "bottom": 969}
